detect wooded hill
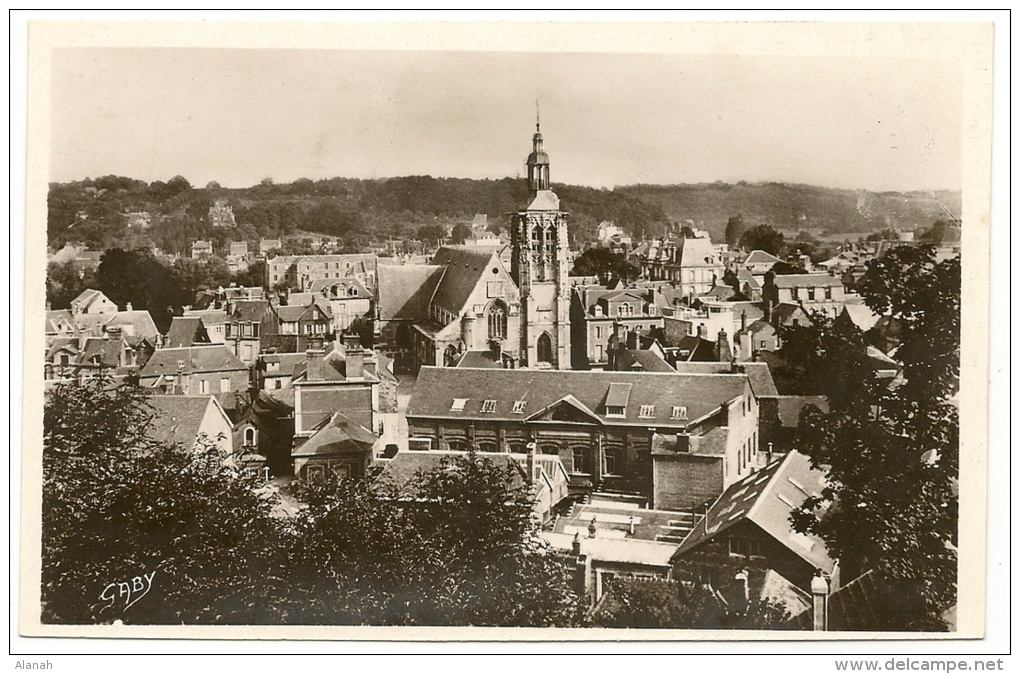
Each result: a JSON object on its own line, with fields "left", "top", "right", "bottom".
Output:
{"left": 47, "top": 174, "right": 959, "bottom": 256}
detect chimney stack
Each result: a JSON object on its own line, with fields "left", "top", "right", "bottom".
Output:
{"left": 126, "top": 302, "right": 133, "bottom": 312}
{"left": 811, "top": 569, "right": 830, "bottom": 631}
{"left": 588, "top": 517, "right": 597, "bottom": 539}
{"left": 741, "top": 310, "right": 747, "bottom": 332}
{"left": 571, "top": 532, "right": 581, "bottom": 556}
{"left": 345, "top": 348, "right": 365, "bottom": 381}
{"left": 697, "top": 324, "right": 707, "bottom": 339}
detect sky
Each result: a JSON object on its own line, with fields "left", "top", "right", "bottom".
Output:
{"left": 49, "top": 47, "right": 964, "bottom": 192}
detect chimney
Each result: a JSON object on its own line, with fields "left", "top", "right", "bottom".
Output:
{"left": 526, "top": 439, "right": 536, "bottom": 484}
{"left": 735, "top": 568, "right": 750, "bottom": 615}
{"left": 626, "top": 330, "right": 638, "bottom": 350}
{"left": 571, "top": 532, "right": 581, "bottom": 556}
{"left": 628, "top": 516, "right": 635, "bottom": 536}
{"left": 811, "top": 569, "right": 830, "bottom": 631}
{"left": 697, "top": 324, "right": 707, "bottom": 339}
{"left": 345, "top": 348, "right": 365, "bottom": 381}
{"left": 305, "top": 348, "right": 325, "bottom": 381}
{"left": 715, "top": 329, "right": 732, "bottom": 362}
{"left": 126, "top": 302, "right": 133, "bottom": 312}
{"left": 740, "top": 310, "right": 747, "bottom": 332}
{"left": 588, "top": 516, "right": 597, "bottom": 539}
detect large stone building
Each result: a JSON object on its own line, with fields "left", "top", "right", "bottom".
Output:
{"left": 405, "top": 366, "right": 762, "bottom": 510}
{"left": 635, "top": 236, "right": 724, "bottom": 298}
{"left": 509, "top": 120, "right": 571, "bottom": 369}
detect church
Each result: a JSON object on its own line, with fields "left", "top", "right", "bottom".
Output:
{"left": 376, "top": 120, "right": 572, "bottom": 371}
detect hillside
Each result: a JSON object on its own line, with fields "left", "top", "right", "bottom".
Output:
{"left": 617, "top": 182, "right": 961, "bottom": 242}
{"left": 46, "top": 175, "right": 959, "bottom": 256}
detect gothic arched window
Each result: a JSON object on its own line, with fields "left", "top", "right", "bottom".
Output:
{"left": 537, "top": 332, "right": 553, "bottom": 364}
{"left": 487, "top": 302, "right": 507, "bottom": 340}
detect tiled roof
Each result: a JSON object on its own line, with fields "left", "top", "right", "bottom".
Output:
{"left": 71, "top": 288, "right": 110, "bottom": 310}
{"left": 103, "top": 311, "right": 160, "bottom": 341}
{"left": 229, "top": 299, "right": 276, "bottom": 323}
{"left": 376, "top": 263, "right": 444, "bottom": 322}
{"left": 428, "top": 246, "right": 504, "bottom": 314}
{"left": 673, "top": 450, "right": 835, "bottom": 574}
{"left": 455, "top": 350, "right": 505, "bottom": 369}
{"left": 291, "top": 412, "right": 377, "bottom": 458}
{"left": 140, "top": 345, "right": 248, "bottom": 377}
{"left": 407, "top": 366, "right": 747, "bottom": 428}
{"left": 146, "top": 395, "right": 223, "bottom": 449}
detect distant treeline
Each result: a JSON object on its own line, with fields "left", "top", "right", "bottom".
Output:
{"left": 47, "top": 174, "right": 960, "bottom": 256}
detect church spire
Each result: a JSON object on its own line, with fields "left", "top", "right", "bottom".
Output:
{"left": 526, "top": 107, "right": 550, "bottom": 193}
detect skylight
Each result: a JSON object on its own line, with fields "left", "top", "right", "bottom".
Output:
{"left": 451, "top": 398, "right": 468, "bottom": 412}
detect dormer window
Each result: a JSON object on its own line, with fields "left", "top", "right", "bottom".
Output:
{"left": 638, "top": 405, "right": 655, "bottom": 418}
{"left": 511, "top": 400, "right": 527, "bottom": 414}
{"left": 671, "top": 406, "right": 688, "bottom": 420}
{"left": 594, "top": 306, "right": 603, "bottom": 317}
{"left": 605, "top": 382, "right": 632, "bottom": 418}
{"left": 605, "top": 405, "right": 626, "bottom": 418}
{"left": 451, "top": 398, "right": 468, "bottom": 412}
{"left": 481, "top": 399, "right": 497, "bottom": 413}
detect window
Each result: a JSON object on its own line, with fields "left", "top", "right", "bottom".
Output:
{"left": 477, "top": 441, "right": 498, "bottom": 453}
{"left": 59, "top": 354, "right": 70, "bottom": 366}
{"left": 220, "top": 377, "right": 230, "bottom": 392}
{"left": 604, "top": 447, "right": 620, "bottom": 476}
{"left": 605, "top": 405, "right": 625, "bottom": 418}
{"left": 511, "top": 400, "right": 527, "bottom": 414}
{"left": 791, "top": 287, "right": 799, "bottom": 300}
{"left": 671, "top": 406, "right": 688, "bottom": 420}
{"left": 243, "top": 426, "right": 257, "bottom": 447}
{"left": 728, "top": 538, "right": 762, "bottom": 557}
{"left": 638, "top": 404, "right": 655, "bottom": 418}
{"left": 594, "top": 306, "right": 603, "bottom": 317}
{"left": 619, "top": 303, "right": 632, "bottom": 317}
{"left": 481, "top": 399, "right": 497, "bottom": 413}
{"left": 760, "top": 340, "right": 767, "bottom": 349}
{"left": 572, "top": 447, "right": 587, "bottom": 473}
{"left": 199, "top": 380, "right": 210, "bottom": 394}
{"left": 825, "top": 287, "right": 833, "bottom": 300}
{"left": 451, "top": 398, "right": 468, "bottom": 412}
{"left": 536, "top": 333, "right": 553, "bottom": 364}
{"left": 273, "top": 379, "right": 282, "bottom": 390}
{"left": 541, "top": 444, "right": 559, "bottom": 456}
{"left": 447, "top": 438, "right": 468, "bottom": 452}
{"left": 487, "top": 302, "right": 507, "bottom": 340}
{"left": 807, "top": 287, "right": 816, "bottom": 301}
{"left": 594, "top": 325, "right": 603, "bottom": 339}
{"left": 595, "top": 344, "right": 604, "bottom": 361}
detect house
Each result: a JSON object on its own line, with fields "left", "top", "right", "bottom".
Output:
{"left": 763, "top": 272, "right": 846, "bottom": 318}
{"left": 102, "top": 310, "right": 160, "bottom": 345}
{"left": 292, "top": 344, "right": 379, "bottom": 442}
{"left": 291, "top": 411, "right": 377, "bottom": 481}
{"left": 671, "top": 450, "right": 838, "bottom": 595}
{"left": 163, "top": 316, "right": 212, "bottom": 349}
{"left": 570, "top": 286, "right": 667, "bottom": 369}
{"left": 45, "top": 327, "right": 151, "bottom": 387}
{"left": 139, "top": 345, "right": 250, "bottom": 396}
{"left": 233, "top": 389, "right": 295, "bottom": 477}
{"left": 229, "top": 241, "right": 249, "bottom": 257}
{"left": 733, "top": 319, "right": 780, "bottom": 361}
{"left": 255, "top": 352, "right": 310, "bottom": 391}
{"left": 769, "top": 302, "right": 812, "bottom": 328}
{"left": 259, "top": 238, "right": 282, "bottom": 257}
{"left": 303, "top": 277, "right": 373, "bottom": 332}
{"left": 743, "top": 249, "right": 783, "bottom": 275}
{"left": 208, "top": 201, "right": 236, "bottom": 228}
{"left": 224, "top": 299, "right": 280, "bottom": 364}
{"left": 266, "top": 253, "right": 377, "bottom": 292}
{"left": 182, "top": 309, "right": 228, "bottom": 343}
{"left": 275, "top": 299, "right": 333, "bottom": 352}
{"left": 406, "top": 366, "right": 760, "bottom": 510}
{"left": 636, "top": 236, "right": 724, "bottom": 297}
{"left": 146, "top": 394, "right": 235, "bottom": 459}
{"left": 191, "top": 240, "right": 214, "bottom": 259}
{"left": 70, "top": 289, "right": 118, "bottom": 317}
{"left": 736, "top": 268, "right": 763, "bottom": 301}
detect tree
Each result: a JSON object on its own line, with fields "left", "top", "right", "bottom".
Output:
{"left": 96, "top": 249, "right": 189, "bottom": 331}
{"left": 450, "top": 223, "right": 472, "bottom": 245}
{"left": 570, "top": 247, "right": 639, "bottom": 283}
{"left": 918, "top": 219, "right": 950, "bottom": 246}
{"left": 46, "top": 260, "right": 96, "bottom": 310}
{"left": 740, "top": 224, "right": 786, "bottom": 256}
{"left": 725, "top": 214, "right": 745, "bottom": 247}
{"left": 281, "top": 452, "right": 584, "bottom": 626}
{"left": 789, "top": 245, "right": 960, "bottom": 631}
{"left": 41, "top": 376, "right": 284, "bottom": 624}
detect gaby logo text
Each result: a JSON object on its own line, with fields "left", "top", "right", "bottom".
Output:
{"left": 99, "top": 570, "right": 156, "bottom": 612}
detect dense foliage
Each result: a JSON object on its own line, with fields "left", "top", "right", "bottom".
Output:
{"left": 41, "top": 379, "right": 584, "bottom": 626}
{"left": 570, "top": 247, "right": 639, "bottom": 282}
{"left": 786, "top": 245, "right": 960, "bottom": 630}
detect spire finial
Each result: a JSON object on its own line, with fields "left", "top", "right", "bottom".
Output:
{"left": 536, "top": 99, "right": 541, "bottom": 133}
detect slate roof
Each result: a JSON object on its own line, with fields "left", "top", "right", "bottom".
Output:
{"left": 615, "top": 349, "right": 675, "bottom": 373}
{"left": 146, "top": 395, "right": 225, "bottom": 449}
{"left": 455, "top": 350, "right": 505, "bottom": 369}
{"left": 673, "top": 450, "right": 835, "bottom": 574}
{"left": 407, "top": 366, "right": 748, "bottom": 428}
{"left": 671, "top": 362, "right": 779, "bottom": 399}
{"left": 229, "top": 299, "right": 276, "bottom": 322}
{"left": 183, "top": 309, "right": 228, "bottom": 326}
{"left": 164, "top": 317, "right": 209, "bottom": 349}
{"left": 46, "top": 309, "right": 74, "bottom": 333}
{"left": 428, "top": 246, "right": 504, "bottom": 314}
{"left": 306, "top": 276, "right": 373, "bottom": 299}
{"left": 102, "top": 311, "right": 160, "bottom": 342}
{"left": 376, "top": 263, "right": 444, "bottom": 322}
{"left": 140, "top": 345, "right": 248, "bottom": 377}
{"left": 71, "top": 289, "right": 113, "bottom": 311}
{"left": 744, "top": 249, "right": 783, "bottom": 266}
{"left": 291, "top": 412, "right": 377, "bottom": 458}
{"left": 771, "top": 273, "right": 843, "bottom": 288}
{"left": 771, "top": 302, "right": 810, "bottom": 326}
{"left": 275, "top": 303, "right": 331, "bottom": 323}
{"left": 522, "top": 189, "right": 562, "bottom": 212}
{"left": 737, "top": 268, "right": 762, "bottom": 290}
{"left": 840, "top": 305, "right": 882, "bottom": 332}
{"left": 676, "top": 237, "right": 720, "bottom": 268}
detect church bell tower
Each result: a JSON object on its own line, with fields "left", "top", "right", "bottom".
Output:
{"left": 510, "top": 114, "right": 571, "bottom": 369}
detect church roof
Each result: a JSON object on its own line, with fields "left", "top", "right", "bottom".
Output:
{"left": 377, "top": 263, "right": 445, "bottom": 322}
{"left": 428, "top": 247, "right": 504, "bottom": 315}
{"left": 523, "top": 190, "right": 561, "bottom": 212}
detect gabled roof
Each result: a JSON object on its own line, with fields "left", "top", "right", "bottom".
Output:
{"left": 676, "top": 237, "right": 721, "bottom": 268}
{"left": 615, "top": 349, "right": 675, "bottom": 373}
{"left": 737, "top": 267, "right": 762, "bottom": 290}
{"left": 407, "top": 367, "right": 747, "bottom": 428}
{"left": 146, "top": 395, "right": 228, "bottom": 449}
{"left": 771, "top": 302, "right": 810, "bottom": 325}
{"left": 307, "top": 276, "right": 373, "bottom": 300}
{"left": 71, "top": 288, "right": 113, "bottom": 310}
{"left": 376, "top": 263, "right": 445, "bottom": 322}
{"left": 275, "top": 302, "right": 331, "bottom": 322}
{"left": 164, "top": 317, "right": 209, "bottom": 349}
{"left": 670, "top": 361, "right": 779, "bottom": 399}
{"left": 744, "top": 249, "right": 783, "bottom": 266}
{"left": 291, "top": 412, "right": 377, "bottom": 458}
{"left": 140, "top": 345, "right": 248, "bottom": 377}
{"left": 183, "top": 308, "right": 228, "bottom": 326}
{"left": 428, "top": 246, "right": 505, "bottom": 315}
{"left": 673, "top": 451, "right": 835, "bottom": 574}
{"left": 840, "top": 304, "right": 882, "bottom": 332}
{"left": 228, "top": 299, "right": 276, "bottom": 323}
{"left": 46, "top": 309, "right": 74, "bottom": 333}
{"left": 103, "top": 311, "right": 160, "bottom": 342}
